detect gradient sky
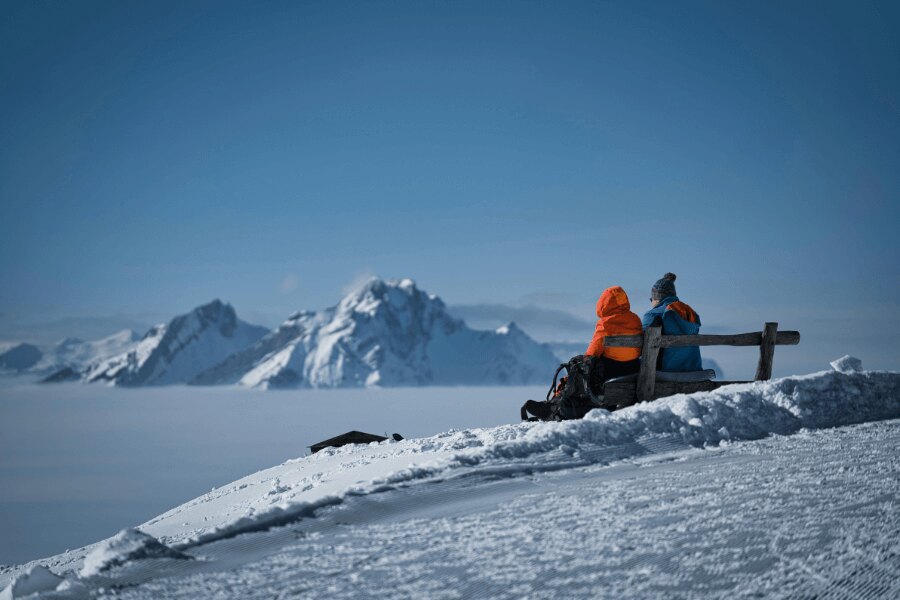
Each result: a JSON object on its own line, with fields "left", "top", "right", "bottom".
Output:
{"left": 1, "top": 1, "right": 898, "bottom": 371}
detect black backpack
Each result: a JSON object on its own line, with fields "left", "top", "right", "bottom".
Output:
{"left": 522, "top": 355, "right": 606, "bottom": 421}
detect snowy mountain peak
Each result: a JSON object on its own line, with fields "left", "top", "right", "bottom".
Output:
{"left": 83, "top": 301, "right": 268, "bottom": 386}
{"left": 495, "top": 322, "right": 525, "bottom": 336}
{"left": 339, "top": 277, "right": 445, "bottom": 317}
{"left": 179, "top": 299, "right": 238, "bottom": 338}
{"left": 195, "top": 279, "right": 557, "bottom": 389}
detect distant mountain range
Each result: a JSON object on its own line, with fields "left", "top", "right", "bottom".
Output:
{"left": 446, "top": 304, "right": 593, "bottom": 343}
{"left": 192, "top": 278, "right": 558, "bottom": 388}
{"left": 6, "top": 278, "right": 559, "bottom": 388}
{"left": 0, "top": 330, "right": 141, "bottom": 378}
{"left": 0, "top": 279, "right": 731, "bottom": 387}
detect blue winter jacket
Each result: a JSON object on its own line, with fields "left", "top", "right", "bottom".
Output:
{"left": 641, "top": 296, "right": 702, "bottom": 372}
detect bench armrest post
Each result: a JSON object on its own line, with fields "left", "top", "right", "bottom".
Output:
{"left": 637, "top": 326, "right": 662, "bottom": 402}
{"left": 755, "top": 322, "right": 778, "bottom": 381}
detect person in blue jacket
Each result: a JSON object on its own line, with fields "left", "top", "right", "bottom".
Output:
{"left": 641, "top": 273, "right": 702, "bottom": 372}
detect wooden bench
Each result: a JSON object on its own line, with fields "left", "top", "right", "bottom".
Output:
{"left": 602, "top": 322, "right": 800, "bottom": 409}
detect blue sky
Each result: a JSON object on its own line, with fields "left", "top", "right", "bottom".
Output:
{"left": 1, "top": 1, "right": 898, "bottom": 370}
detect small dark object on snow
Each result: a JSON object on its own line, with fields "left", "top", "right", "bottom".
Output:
{"left": 392, "top": 433, "right": 404, "bottom": 441}
{"left": 309, "top": 431, "right": 394, "bottom": 453}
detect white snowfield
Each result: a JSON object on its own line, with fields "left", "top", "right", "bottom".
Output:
{"left": 3, "top": 358, "right": 899, "bottom": 599}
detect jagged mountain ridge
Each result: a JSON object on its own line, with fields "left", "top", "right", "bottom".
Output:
{"left": 193, "top": 278, "right": 559, "bottom": 389}
{"left": 41, "top": 330, "right": 141, "bottom": 374}
{"left": 83, "top": 300, "right": 269, "bottom": 386}
{"left": 0, "top": 331, "right": 142, "bottom": 377}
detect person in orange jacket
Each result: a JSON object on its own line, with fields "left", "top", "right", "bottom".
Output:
{"left": 522, "top": 285, "right": 642, "bottom": 421}
{"left": 585, "top": 285, "right": 642, "bottom": 382}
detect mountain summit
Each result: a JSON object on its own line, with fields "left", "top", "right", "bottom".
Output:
{"left": 84, "top": 300, "right": 268, "bottom": 386}
{"left": 193, "top": 278, "right": 558, "bottom": 389}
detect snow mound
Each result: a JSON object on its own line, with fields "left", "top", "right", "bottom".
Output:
{"left": 831, "top": 354, "right": 863, "bottom": 374}
{"left": 0, "top": 565, "right": 62, "bottom": 599}
{"left": 80, "top": 528, "right": 191, "bottom": 577}
{"left": 147, "top": 363, "right": 900, "bottom": 548}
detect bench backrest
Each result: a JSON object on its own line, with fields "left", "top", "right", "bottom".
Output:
{"left": 604, "top": 322, "right": 800, "bottom": 402}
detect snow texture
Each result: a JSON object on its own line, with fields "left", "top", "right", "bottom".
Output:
{"left": 193, "top": 277, "right": 559, "bottom": 388}
{"left": 3, "top": 361, "right": 898, "bottom": 598}
{"left": 0, "top": 565, "right": 61, "bottom": 599}
{"left": 121, "top": 363, "right": 899, "bottom": 550}
{"left": 80, "top": 529, "right": 190, "bottom": 577}
{"left": 116, "top": 419, "right": 900, "bottom": 600}
{"left": 831, "top": 354, "right": 864, "bottom": 374}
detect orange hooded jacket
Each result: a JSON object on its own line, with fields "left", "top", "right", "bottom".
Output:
{"left": 585, "top": 286, "right": 642, "bottom": 361}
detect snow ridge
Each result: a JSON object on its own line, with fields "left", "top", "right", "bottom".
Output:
{"left": 41, "top": 330, "right": 141, "bottom": 375}
{"left": 0, "top": 331, "right": 143, "bottom": 380}
{"left": 193, "top": 277, "right": 559, "bottom": 388}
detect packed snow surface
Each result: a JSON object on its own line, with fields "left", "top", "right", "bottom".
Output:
{"left": 3, "top": 360, "right": 899, "bottom": 598}
{"left": 0, "top": 565, "right": 62, "bottom": 600}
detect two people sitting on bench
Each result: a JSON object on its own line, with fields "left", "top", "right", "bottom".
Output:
{"left": 641, "top": 273, "right": 702, "bottom": 372}
{"left": 522, "top": 275, "right": 705, "bottom": 422}
{"left": 585, "top": 275, "right": 703, "bottom": 383}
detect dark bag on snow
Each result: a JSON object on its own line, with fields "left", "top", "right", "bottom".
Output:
{"left": 521, "top": 355, "right": 606, "bottom": 421}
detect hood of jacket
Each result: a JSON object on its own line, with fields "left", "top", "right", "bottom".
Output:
{"left": 596, "top": 286, "right": 632, "bottom": 319}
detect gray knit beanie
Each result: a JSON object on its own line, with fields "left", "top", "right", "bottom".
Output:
{"left": 652, "top": 273, "right": 677, "bottom": 300}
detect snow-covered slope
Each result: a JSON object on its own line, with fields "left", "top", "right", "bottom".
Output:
{"left": 3, "top": 359, "right": 899, "bottom": 599}
{"left": 83, "top": 301, "right": 268, "bottom": 386}
{"left": 193, "top": 278, "right": 559, "bottom": 388}
{"left": 154, "top": 359, "right": 900, "bottom": 546}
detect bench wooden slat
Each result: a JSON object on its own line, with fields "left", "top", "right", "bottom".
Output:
{"left": 597, "top": 322, "right": 799, "bottom": 408}
{"left": 604, "top": 330, "right": 800, "bottom": 348}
